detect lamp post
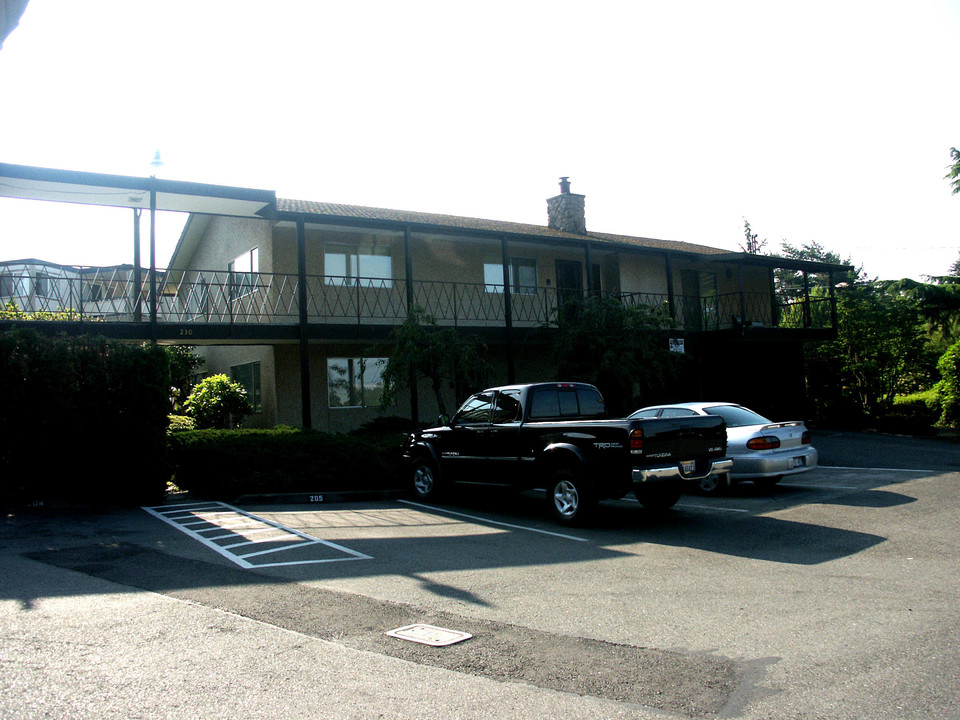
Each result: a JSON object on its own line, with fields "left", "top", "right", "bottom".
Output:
{"left": 148, "top": 151, "right": 163, "bottom": 340}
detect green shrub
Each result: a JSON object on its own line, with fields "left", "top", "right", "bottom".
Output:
{"left": 937, "top": 341, "right": 960, "bottom": 427}
{"left": 167, "top": 414, "right": 196, "bottom": 433}
{"left": 183, "top": 374, "right": 252, "bottom": 429}
{"left": 168, "top": 427, "right": 404, "bottom": 499}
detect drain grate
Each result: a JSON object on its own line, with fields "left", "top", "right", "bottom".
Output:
{"left": 386, "top": 624, "right": 473, "bottom": 647}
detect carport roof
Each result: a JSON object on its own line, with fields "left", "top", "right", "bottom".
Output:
{"left": 0, "top": 162, "right": 276, "bottom": 218}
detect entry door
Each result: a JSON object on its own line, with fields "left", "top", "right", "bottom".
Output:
{"left": 556, "top": 260, "right": 583, "bottom": 318}
{"left": 680, "top": 270, "right": 702, "bottom": 330}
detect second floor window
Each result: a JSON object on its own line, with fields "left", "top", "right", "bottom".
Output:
{"left": 483, "top": 257, "right": 537, "bottom": 295}
{"left": 324, "top": 245, "right": 393, "bottom": 289}
{"left": 34, "top": 273, "right": 51, "bottom": 298}
{"left": 229, "top": 248, "right": 259, "bottom": 300}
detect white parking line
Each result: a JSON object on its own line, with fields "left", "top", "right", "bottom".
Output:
{"left": 143, "top": 501, "right": 372, "bottom": 569}
{"left": 398, "top": 499, "right": 589, "bottom": 542}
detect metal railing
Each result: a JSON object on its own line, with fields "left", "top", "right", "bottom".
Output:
{"left": 0, "top": 266, "right": 836, "bottom": 333}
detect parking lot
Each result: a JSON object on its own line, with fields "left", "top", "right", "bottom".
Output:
{"left": 2, "top": 431, "right": 960, "bottom": 719}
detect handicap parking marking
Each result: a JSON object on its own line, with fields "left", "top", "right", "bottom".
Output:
{"left": 142, "top": 501, "right": 372, "bottom": 569}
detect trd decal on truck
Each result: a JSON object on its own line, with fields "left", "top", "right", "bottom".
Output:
{"left": 594, "top": 442, "right": 623, "bottom": 449}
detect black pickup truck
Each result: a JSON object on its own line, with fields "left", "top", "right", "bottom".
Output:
{"left": 402, "top": 382, "right": 732, "bottom": 524}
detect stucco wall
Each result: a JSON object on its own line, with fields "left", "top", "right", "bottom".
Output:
{"left": 195, "top": 344, "right": 278, "bottom": 428}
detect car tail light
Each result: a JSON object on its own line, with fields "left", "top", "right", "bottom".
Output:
{"left": 747, "top": 436, "right": 781, "bottom": 450}
{"left": 630, "top": 428, "right": 643, "bottom": 451}
{"left": 801, "top": 431, "right": 811, "bottom": 444}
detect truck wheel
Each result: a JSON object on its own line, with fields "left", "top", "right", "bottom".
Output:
{"left": 411, "top": 458, "right": 441, "bottom": 500}
{"left": 635, "top": 484, "right": 682, "bottom": 511}
{"left": 548, "top": 469, "right": 594, "bottom": 525}
{"left": 698, "top": 473, "right": 728, "bottom": 495}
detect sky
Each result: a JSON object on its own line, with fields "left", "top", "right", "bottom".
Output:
{"left": 0, "top": 0, "right": 958, "bottom": 280}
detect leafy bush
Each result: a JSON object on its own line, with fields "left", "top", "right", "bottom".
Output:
{"left": 0, "top": 330, "right": 170, "bottom": 507}
{"left": 167, "top": 414, "right": 196, "bottom": 433}
{"left": 168, "top": 427, "right": 404, "bottom": 499}
{"left": 937, "top": 340, "right": 960, "bottom": 427}
{"left": 872, "top": 395, "right": 940, "bottom": 436}
{"left": 183, "top": 374, "right": 251, "bottom": 429}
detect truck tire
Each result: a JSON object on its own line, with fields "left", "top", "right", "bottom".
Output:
{"left": 411, "top": 458, "right": 441, "bottom": 500}
{"left": 635, "top": 484, "right": 682, "bottom": 511}
{"left": 548, "top": 469, "right": 594, "bottom": 525}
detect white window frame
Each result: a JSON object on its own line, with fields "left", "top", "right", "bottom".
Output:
{"left": 327, "top": 356, "right": 390, "bottom": 409}
{"left": 483, "top": 257, "right": 537, "bottom": 295}
{"left": 228, "top": 247, "right": 259, "bottom": 300}
{"left": 324, "top": 245, "right": 393, "bottom": 289}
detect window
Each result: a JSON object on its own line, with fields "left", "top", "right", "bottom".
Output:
{"left": 34, "top": 273, "right": 51, "bottom": 298}
{"left": 528, "top": 386, "right": 606, "bottom": 420}
{"left": 327, "top": 357, "right": 388, "bottom": 408}
{"left": 229, "top": 248, "right": 259, "bottom": 300}
{"left": 324, "top": 245, "right": 393, "bottom": 288}
{"left": 492, "top": 391, "right": 522, "bottom": 423}
{"left": 230, "top": 362, "right": 262, "bottom": 412}
{"left": 483, "top": 257, "right": 537, "bottom": 295}
{"left": 660, "top": 408, "right": 698, "bottom": 418}
{"left": 453, "top": 392, "right": 495, "bottom": 424}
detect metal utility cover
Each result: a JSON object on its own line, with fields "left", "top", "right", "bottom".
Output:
{"left": 385, "top": 624, "right": 472, "bottom": 647}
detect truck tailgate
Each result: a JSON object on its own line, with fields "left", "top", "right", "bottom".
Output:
{"left": 638, "top": 416, "right": 726, "bottom": 462}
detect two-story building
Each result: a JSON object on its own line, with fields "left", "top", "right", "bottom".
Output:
{"left": 0, "top": 163, "right": 846, "bottom": 431}
{"left": 165, "top": 178, "right": 844, "bottom": 431}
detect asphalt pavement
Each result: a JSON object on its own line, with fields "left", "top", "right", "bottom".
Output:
{"left": 2, "top": 430, "right": 959, "bottom": 719}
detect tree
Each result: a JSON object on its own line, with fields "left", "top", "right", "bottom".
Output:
{"left": 740, "top": 219, "right": 767, "bottom": 254}
{"left": 378, "top": 306, "right": 492, "bottom": 418}
{"left": 807, "top": 281, "right": 934, "bottom": 420}
{"left": 946, "top": 146, "right": 960, "bottom": 196}
{"left": 183, "top": 374, "right": 252, "bottom": 429}
{"left": 165, "top": 345, "right": 205, "bottom": 412}
{"left": 549, "top": 295, "right": 684, "bottom": 416}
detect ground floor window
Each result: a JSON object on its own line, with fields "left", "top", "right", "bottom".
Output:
{"left": 230, "top": 361, "right": 262, "bottom": 412}
{"left": 327, "top": 357, "right": 389, "bottom": 408}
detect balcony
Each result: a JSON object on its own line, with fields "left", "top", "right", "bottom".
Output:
{"left": 0, "top": 266, "right": 836, "bottom": 338}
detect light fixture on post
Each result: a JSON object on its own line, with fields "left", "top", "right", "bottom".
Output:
{"left": 149, "top": 150, "right": 164, "bottom": 177}
{"left": 148, "top": 150, "right": 163, "bottom": 338}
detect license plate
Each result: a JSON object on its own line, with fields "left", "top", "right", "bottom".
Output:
{"left": 791, "top": 456, "right": 806, "bottom": 468}
{"left": 681, "top": 460, "right": 695, "bottom": 475}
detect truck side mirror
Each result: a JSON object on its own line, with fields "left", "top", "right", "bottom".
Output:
{"left": 438, "top": 414, "right": 451, "bottom": 426}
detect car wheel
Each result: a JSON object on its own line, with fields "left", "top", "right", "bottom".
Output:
{"left": 548, "top": 469, "right": 594, "bottom": 525}
{"left": 635, "top": 484, "right": 682, "bottom": 511}
{"left": 698, "top": 473, "right": 728, "bottom": 495}
{"left": 753, "top": 475, "right": 783, "bottom": 490}
{"left": 411, "top": 458, "right": 441, "bottom": 500}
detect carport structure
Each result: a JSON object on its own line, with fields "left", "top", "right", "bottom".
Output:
{"left": 0, "top": 161, "right": 277, "bottom": 342}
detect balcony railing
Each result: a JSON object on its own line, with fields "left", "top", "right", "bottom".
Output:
{"left": 0, "top": 266, "right": 835, "bottom": 333}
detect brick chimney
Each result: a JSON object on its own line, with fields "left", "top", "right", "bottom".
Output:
{"left": 546, "top": 177, "right": 586, "bottom": 234}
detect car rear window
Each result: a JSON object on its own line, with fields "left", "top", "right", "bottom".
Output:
{"left": 704, "top": 405, "right": 769, "bottom": 427}
{"left": 529, "top": 387, "right": 606, "bottom": 419}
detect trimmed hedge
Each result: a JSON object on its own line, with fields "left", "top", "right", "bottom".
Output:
{"left": 0, "top": 330, "right": 170, "bottom": 507}
{"left": 168, "top": 425, "right": 409, "bottom": 499}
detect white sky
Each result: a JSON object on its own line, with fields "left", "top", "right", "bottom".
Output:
{"left": 0, "top": 0, "right": 957, "bottom": 279}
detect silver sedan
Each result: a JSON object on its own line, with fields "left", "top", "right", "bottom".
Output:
{"left": 628, "top": 402, "right": 819, "bottom": 493}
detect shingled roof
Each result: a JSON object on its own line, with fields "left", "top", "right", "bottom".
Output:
{"left": 276, "top": 198, "right": 730, "bottom": 257}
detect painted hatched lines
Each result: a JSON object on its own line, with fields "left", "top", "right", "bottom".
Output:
{"left": 142, "top": 501, "right": 372, "bottom": 569}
